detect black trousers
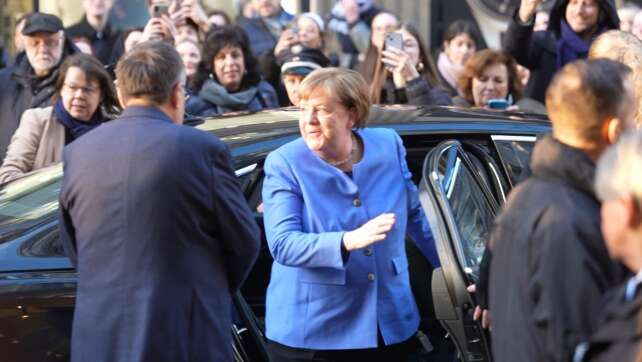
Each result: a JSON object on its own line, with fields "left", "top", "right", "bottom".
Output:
{"left": 266, "top": 333, "right": 418, "bottom": 362}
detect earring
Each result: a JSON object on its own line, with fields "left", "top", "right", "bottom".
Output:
{"left": 417, "top": 62, "right": 424, "bottom": 71}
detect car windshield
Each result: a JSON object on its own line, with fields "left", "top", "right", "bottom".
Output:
{"left": 0, "top": 165, "right": 63, "bottom": 242}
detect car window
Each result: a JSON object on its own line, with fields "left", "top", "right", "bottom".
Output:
{"left": 435, "top": 147, "right": 495, "bottom": 281}
{"left": 491, "top": 135, "right": 536, "bottom": 187}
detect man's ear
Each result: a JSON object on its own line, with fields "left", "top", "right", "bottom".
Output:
{"left": 116, "top": 87, "right": 126, "bottom": 108}
{"left": 603, "top": 117, "right": 622, "bottom": 145}
{"left": 623, "top": 195, "right": 642, "bottom": 228}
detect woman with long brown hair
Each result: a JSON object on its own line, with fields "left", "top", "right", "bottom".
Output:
{"left": 369, "top": 23, "right": 451, "bottom": 105}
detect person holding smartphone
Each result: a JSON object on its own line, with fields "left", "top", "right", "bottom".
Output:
{"left": 453, "top": 48, "right": 546, "bottom": 113}
{"left": 369, "top": 23, "right": 451, "bottom": 106}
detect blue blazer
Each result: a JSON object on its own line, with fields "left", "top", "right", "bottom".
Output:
{"left": 262, "top": 127, "right": 439, "bottom": 350}
{"left": 59, "top": 106, "right": 260, "bottom": 362}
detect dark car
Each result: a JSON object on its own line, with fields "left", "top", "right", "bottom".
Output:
{"left": 0, "top": 105, "right": 549, "bottom": 362}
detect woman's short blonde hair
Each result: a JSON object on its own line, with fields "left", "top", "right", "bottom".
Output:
{"left": 298, "top": 67, "right": 370, "bottom": 129}
{"left": 589, "top": 30, "right": 642, "bottom": 126}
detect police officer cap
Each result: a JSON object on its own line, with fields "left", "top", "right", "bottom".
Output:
{"left": 279, "top": 46, "right": 331, "bottom": 77}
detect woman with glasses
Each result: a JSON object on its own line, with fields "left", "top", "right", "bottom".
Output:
{"left": 0, "top": 53, "right": 120, "bottom": 183}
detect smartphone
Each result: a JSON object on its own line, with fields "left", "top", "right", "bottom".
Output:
{"left": 384, "top": 32, "right": 403, "bottom": 51}
{"left": 487, "top": 99, "right": 509, "bottom": 110}
{"left": 152, "top": 3, "right": 169, "bottom": 18}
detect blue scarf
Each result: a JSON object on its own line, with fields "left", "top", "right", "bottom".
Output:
{"left": 54, "top": 99, "right": 107, "bottom": 141}
{"left": 556, "top": 20, "right": 604, "bottom": 70}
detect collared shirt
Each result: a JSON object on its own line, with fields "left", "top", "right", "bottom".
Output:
{"left": 624, "top": 269, "right": 642, "bottom": 301}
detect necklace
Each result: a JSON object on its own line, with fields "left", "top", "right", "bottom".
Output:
{"left": 327, "top": 133, "right": 357, "bottom": 167}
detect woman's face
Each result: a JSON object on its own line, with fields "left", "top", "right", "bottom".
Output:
{"left": 565, "top": 0, "right": 600, "bottom": 34}
{"left": 471, "top": 62, "right": 509, "bottom": 107}
{"left": 213, "top": 45, "right": 245, "bottom": 92}
{"left": 371, "top": 13, "right": 399, "bottom": 51}
{"left": 444, "top": 33, "right": 476, "bottom": 66}
{"left": 176, "top": 24, "right": 199, "bottom": 44}
{"left": 283, "top": 73, "right": 304, "bottom": 106}
{"left": 61, "top": 66, "right": 102, "bottom": 121}
{"left": 397, "top": 28, "right": 420, "bottom": 68}
{"left": 177, "top": 41, "right": 201, "bottom": 78}
{"left": 297, "top": 17, "right": 322, "bottom": 49}
{"left": 299, "top": 89, "right": 355, "bottom": 158}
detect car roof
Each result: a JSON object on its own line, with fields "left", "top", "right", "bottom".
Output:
{"left": 194, "top": 105, "right": 550, "bottom": 149}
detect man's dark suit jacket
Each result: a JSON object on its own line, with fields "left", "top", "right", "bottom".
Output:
{"left": 59, "top": 106, "right": 260, "bottom": 362}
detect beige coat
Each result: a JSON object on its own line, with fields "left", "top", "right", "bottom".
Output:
{"left": 0, "top": 106, "right": 65, "bottom": 183}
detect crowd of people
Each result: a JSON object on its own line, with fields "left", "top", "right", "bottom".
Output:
{"left": 2, "top": 0, "right": 642, "bottom": 361}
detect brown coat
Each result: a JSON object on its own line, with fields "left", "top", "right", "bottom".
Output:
{"left": 0, "top": 106, "right": 64, "bottom": 183}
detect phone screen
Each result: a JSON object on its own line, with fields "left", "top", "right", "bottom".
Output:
{"left": 153, "top": 4, "right": 169, "bottom": 18}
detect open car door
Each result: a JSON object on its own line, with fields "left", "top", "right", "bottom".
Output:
{"left": 418, "top": 140, "right": 500, "bottom": 362}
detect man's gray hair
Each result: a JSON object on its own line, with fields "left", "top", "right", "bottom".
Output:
{"left": 595, "top": 129, "right": 642, "bottom": 202}
{"left": 115, "top": 40, "right": 184, "bottom": 105}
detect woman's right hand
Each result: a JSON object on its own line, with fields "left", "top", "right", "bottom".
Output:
{"left": 274, "top": 29, "right": 299, "bottom": 57}
{"left": 343, "top": 213, "right": 396, "bottom": 251}
{"left": 518, "top": 0, "right": 543, "bottom": 23}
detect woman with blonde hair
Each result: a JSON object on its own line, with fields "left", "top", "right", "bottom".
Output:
{"left": 589, "top": 30, "right": 642, "bottom": 126}
{"left": 262, "top": 67, "right": 439, "bottom": 360}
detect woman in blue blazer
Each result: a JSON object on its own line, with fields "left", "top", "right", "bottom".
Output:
{"left": 262, "top": 67, "right": 440, "bottom": 361}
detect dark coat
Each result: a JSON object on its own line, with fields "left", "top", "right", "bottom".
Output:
{"left": 59, "top": 106, "right": 261, "bottom": 362}
{"left": 578, "top": 282, "right": 642, "bottom": 362}
{"left": 503, "top": 0, "right": 619, "bottom": 103}
{"left": 379, "top": 77, "right": 452, "bottom": 106}
{"left": 488, "top": 136, "right": 625, "bottom": 362}
{"left": 66, "top": 16, "right": 124, "bottom": 67}
{"left": 186, "top": 80, "right": 279, "bottom": 118}
{"left": 0, "top": 40, "right": 78, "bottom": 160}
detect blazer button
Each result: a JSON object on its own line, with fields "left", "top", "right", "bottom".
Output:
{"left": 352, "top": 198, "right": 362, "bottom": 207}
{"left": 367, "top": 273, "right": 375, "bottom": 282}
{"left": 364, "top": 248, "right": 373, "bottom": 256}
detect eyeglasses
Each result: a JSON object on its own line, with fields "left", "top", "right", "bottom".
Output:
{"left": 63, "top": 83, "right": 99, "bottom": 95}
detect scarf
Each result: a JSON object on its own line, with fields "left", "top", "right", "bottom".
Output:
{"left": 198, "top": 78, "right": 258, "bottom": 114}
{"left": 437, "top": 52, "right": 463, "bottom": 93}
{"left": 556, "top": 20, "right": 605, "bottom": 70}
{"left": 54, "top": 98, "right": 107, "bottom": 141}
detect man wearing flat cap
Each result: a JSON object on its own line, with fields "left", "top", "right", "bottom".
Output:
{"left": 0, "top": 13, "right": 78, "bottom": 161}
{"left": 278, "top": 46, "right": 330, "bottom": 106}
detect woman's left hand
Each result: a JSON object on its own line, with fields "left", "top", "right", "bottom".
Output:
{"left": 181, "top": 0, "right": 210, "bottom": 33}
{"left": 381, "top": 48, "right": 420, "bottom": 89}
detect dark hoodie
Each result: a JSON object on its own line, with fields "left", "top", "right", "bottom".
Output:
{"left": 0, "top": 37, "right": 78, "bottom": 160}
{"left": 503, "top": 0, "right": 619, "bottom": 103}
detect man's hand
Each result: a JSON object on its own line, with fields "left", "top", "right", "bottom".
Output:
{"left": 343, "top": 213, "right": 396, "bottom": 251}
{"left": 467, "top": 284, "right": 491, "bottom": 329}
{"left": 518, "top": 0, "right": 543, "bottom": 23}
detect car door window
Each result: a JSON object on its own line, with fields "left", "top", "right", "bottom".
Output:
{"left": 432, "top": 143, "right": 497, "bottom": 282}
{"left": 491, "top": 135, "right": 537, "bottom": 187}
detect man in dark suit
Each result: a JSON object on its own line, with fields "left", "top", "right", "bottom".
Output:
{"left": 59, "top": 40, "right": 260, "bottom": 362}
{"left": 573, "top": 130, "right": 642, "bottom": 361}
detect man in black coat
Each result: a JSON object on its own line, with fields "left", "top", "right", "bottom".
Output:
{"left": 66, "top": 0, "right": 124, "bottom": 67}
{"left": 488, "top": 59, "right": 637, "bottom": 362}
{"left": 504, "top": 0, "right": 619, "bottom": 103}
{"left": 0, "top": 13, "right": 77, "bottom": 160}
{"left": 572, "top": 131, "right": 642, "bottom": 361}
{"left": 59, "top": 41, "right": 261, "bottom": 362}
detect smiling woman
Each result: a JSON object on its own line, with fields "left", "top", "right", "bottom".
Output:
{"left": 186, "top": 25, "right": 279, "bottom": 117}
{"left": 261, "top": 67, "right": 440, "bottom": 360}
{"left": 0, "top": 53, "right": 120, "bottom": 184}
